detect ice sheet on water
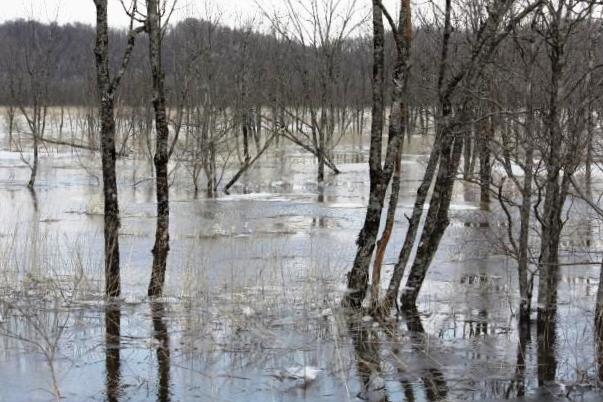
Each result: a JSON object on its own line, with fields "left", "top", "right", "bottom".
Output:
{"left": 401, "top": 202, "right": 480, "bottom": 211}
{"left": 220, "top": 192, "right": 292, "bottom": 202}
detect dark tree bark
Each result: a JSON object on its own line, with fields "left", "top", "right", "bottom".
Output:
{"left": 396, "top": 0, "right": 537, "bottom": 309}
{"left": 147, "top": 0, "right": 171, "bottom": 297}
{"left": 478, "top": 112, "right": 493, "bottom": 209}
{"left": 28, "top": 114, "right": 39, "bottom": 188}
{"left": 370, "top": 0, "right": 412, "bottom": 310}
{"left": 343, "top": 1, "right": 386, "bottom": 308}
{"left": 94, "top": 0, "right": 141, "bottom": 297}
{"left": 5, "top": 106, "right": 15, "bottom": 151}
{"left": 382, "top": 0, "right": 454, "bottom": 312}
{"left": 536, "top": 7, "right": 567, "bottom": 326}
{"left": 344, "top": 0, "right": 405, "bottom": 308}
{"left": 517, "top": 49, "right": 537, "bottom": 324}
{"left": 401, "top": 116, "right": 464, "bottom": 308}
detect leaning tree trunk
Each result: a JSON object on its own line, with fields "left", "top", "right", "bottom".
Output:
{"left": 381, "top": 0, "right": 453, "bottom": 313}
{"left": 401, "top": 117, "right": 464, "bottom": 308}
{"left": 343, "top": 0, "right": 387, "bottom": 308}
{"left": 381, "top": 128, "right": 442, "bottom": 312}
{"left": 390, "top": 0, "right": 530, "bottom": 310}
{"left": 370, "top": 0, "right": 412, "bottom": 311}
{"left": 147, "top": 0, "right": 171, "bottom": 297}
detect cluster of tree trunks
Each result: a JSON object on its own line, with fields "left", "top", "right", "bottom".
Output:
{"left": 94, "top": 0, "right": 172, "bottom": 298}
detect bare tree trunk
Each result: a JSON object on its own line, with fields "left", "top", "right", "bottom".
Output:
{"left": 28, "top": 114, "right": 39, "bottom": 189}
{"left": 463, "top": 123, "right": 473, "bottom": 180}
{"left": 254, "top": 105, "right": 262, "bottom": 153}
{"left": 401, "top": 117, "right": 464, "bottom": 308}
{"left": 147, "top": 0, "right": 171, "bottom": 297}
{"left": 94, "top": 0, "right": 139, "bottom": 297}
{"left": 6, "top": 106, "right": 15, "bottom": 151}
{"left": 382, "top": 0, "right": 454, "bottom": 312}
{"left": 382, "top": 128, "right": 442, "bottom": 312}
{"left": 391, "top": 0, "right": 532, "bottom": 310}
{"left": 370, "top": 0, "right": 412, "bottom": 311}
{"left": 478, "top": 112, "right": 492, "bottom": 209}
{"left": 242, "top": 113, "right": 251, "bottom": 165}
{"left": 518, "top": 136, "right": 534, "bottom": 324}
{"left": 518, "top": 48, "right": 537, "bottom": 324}
{"left": 343, "top": 1, "right": 386, "bottom": 308}
{"left": 537, "top": 29, "right": 565, "bottom": 326}
{"left": 98, "top": 94, "right": 121, "bottom": 296}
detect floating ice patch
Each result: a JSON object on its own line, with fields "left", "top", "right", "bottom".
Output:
{"left": 123, "top": 294, "right": 143, "bottom": 305}
{"left": 327, "top": 202, "right": 364, "bottom": 209}
{"left": 220, "top": 193, "right": 292, "bottom": 202}
{"left": 284, "top": 366, "right": 321, "bottom": 381}
{"left": 241, "top": 306, "right": 255, "bottom": 317}
{"left": 401, "top": 203, "right": 480, "bottom": 211}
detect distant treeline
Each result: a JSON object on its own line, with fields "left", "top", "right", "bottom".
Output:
{"left": 0, "top": 17, "right": 449, "bottom": 111}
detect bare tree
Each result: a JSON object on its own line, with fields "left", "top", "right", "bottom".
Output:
{"left": 391, "top": 0, "right": 542, "bottom": 311}
{"left": 93, "top": 0, "right": 143, "bottom": 297}
{"left": 146, "top": 0, "right": 174, "bottom": 297}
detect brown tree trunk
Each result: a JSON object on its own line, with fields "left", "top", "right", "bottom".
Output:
{"left": 370, "top": 0, "right": 412, "bottom": 311}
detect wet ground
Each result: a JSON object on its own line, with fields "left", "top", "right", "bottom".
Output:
{"left": 0, "top": 133, "right": 602, "bottom": 401}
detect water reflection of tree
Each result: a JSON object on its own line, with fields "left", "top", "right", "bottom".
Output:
{"left": 505, "top": 323, "right": 531, "bottom": 398}
{"left": 597, "top": 326, "right": 603, "bottom": 383}
{"left": 537, "top": 312, "right": 557, "bottom": 386}
{"left": 105, "top": 303, "right": 121, "bottom": 402}
{"left": 151, "top": 301, "right": 171, "bottom": 402}
{"left": 403, "top": 308, "right": 448, "bottom": 401}
{"left": 347, "top": 313, "right": 390, "bottom": 402}
{"left": 347, "top": 308, "right": 451, "bottom": 402}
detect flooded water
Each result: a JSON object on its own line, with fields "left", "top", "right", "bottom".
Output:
{"left": 1, "top": 133, "right": 602, "bottom": 401}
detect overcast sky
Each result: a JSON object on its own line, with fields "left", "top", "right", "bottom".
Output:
{"left": 1, "top": 0, "right": 281, "bottom": 27}
{"left": 0, "top": 1, "right": 409, "bottom": 30}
